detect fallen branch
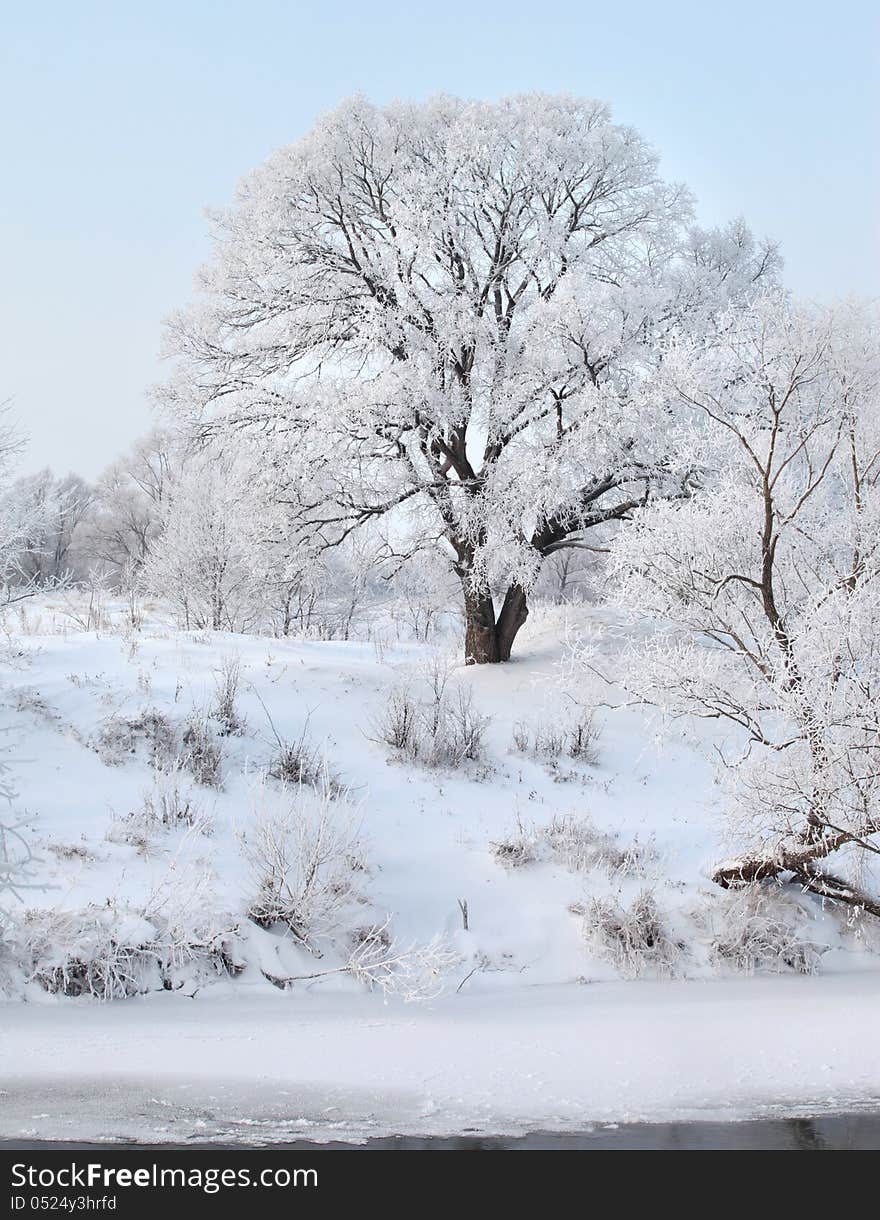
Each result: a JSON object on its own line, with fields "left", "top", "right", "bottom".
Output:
{"left": 796, "top": 865, "right": 880, "bottom": 920}
{"left": 259, "top": 923, "right": 459, "bottom": 1001}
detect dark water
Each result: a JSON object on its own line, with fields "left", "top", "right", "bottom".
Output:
{"left": 4, "top": 1114, "right": 880, "bottom": 1150}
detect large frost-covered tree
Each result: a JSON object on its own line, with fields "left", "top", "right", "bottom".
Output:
{"left": 160, "top": 93, "right": 777, "bottom": 662}
{"left": 611, "top": 297, "right": 880, "bottom": 917}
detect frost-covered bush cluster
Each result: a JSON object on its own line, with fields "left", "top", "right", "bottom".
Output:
{"left": 180, "top": 712, "right": 223, "bottom": 788}
{"left": 265, "top": 726, "right": 329, "bottom": 790}
{"left": 6, "top": 868, "right": 241, "bottom": 1000}
{"left": 570, "top": 883, "right": 829, "bottom": 980}
{"left": 23, "top": 907, "right": 157, "bottom": 999}
{"left": 511, "top": 709, "right": 601, "bottom": 765}
{"left": 3, "top": 769, "right": 458, "bottom": 1001}
{"left": 242, "top": 779, "right": 366, "bottom": 952}
{"left": 375, "top": 660, "right": 488, "bottom": 770}
{"left": 493, "top": 813, "right": 646, "bottom": 878}
{"left": 106, "top": 771, "right": 211, "bottom": 851}
{"left": 693, "top": 885, "right": 827, "bottom": 976}
{"left": 140, "top": 770, "right": 208, "bottom": 832}
{"left": 91, "top": 706, "right": 223, "bottom": 788}
{"left": 92, "top": 708, "right": 176, "bottom": 769}
{"left": 490, "top": 825, "right": 537, "bottom": 870}
{"left": 577, "top": 889, "right": 686, "bottom": 979}
{"left": 238, "top": 776, "right": 460, "bottom": 996}
{"left": 210, "top": 655, "right": 245, "bottom": 737}
{"left": 543, "top": 814, "right": 646, "bottom": 875}
{"left": 16, "top": 900, "right": 242, "bottom": 1000}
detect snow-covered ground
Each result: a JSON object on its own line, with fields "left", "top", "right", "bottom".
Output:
{"left": 1, "top": 601, "right": 879, "bottom": 1141}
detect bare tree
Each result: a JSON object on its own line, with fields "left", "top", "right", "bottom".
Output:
{"left": 79, "top": 429, "right": 176, "bottom": 586}
{"left": 5, "top": 469, "right": 93, "bottom": 585}
{"left": 611, "top": 297, "right": 880, "bottom": 918}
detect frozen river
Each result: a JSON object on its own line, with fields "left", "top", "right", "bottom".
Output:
{"left": 3, "top": 1114, "right": 880, "bottom": 1150}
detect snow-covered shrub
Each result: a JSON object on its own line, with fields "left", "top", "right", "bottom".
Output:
{"left": 210, "top": 656, "right": 245, "bottom": 737}
{"left": 491, "top": 822, "right": 537, "bottom": 869}
{"left": 242, "top": 780, "right": 366, "bottom": 953}
{"left": 424, "top": 686, "right": 488, "bottom": 768}
{"left": 566, "top": 713, "right": 602, "bottom": 762}
{"left": 511, "top": 709, "right": 600, "bottom": 765}
{"left": 105, "top": 815, "right": 153, "bottom": 855}
{"left": 251, "top": 692, "right": 337, "bottom": 791}
{"left": 142, "top": 870, "right": 244, "bottom": 991}
{"left": 578, "top": 889, "right": 685, "bottom": 978}
{"left": 375, "top": 663, "right": 489, "bottom": 770}
{"left": 376, "top": 686, "right": 420, "bottom": 755}
{"left": 19, "top": 888, "right": 242, "bottom": 1000}
{"left": 46, "top": 841, "right": 95, "bottom": 862}
{"left": 92, "top": 708, "right": 176, "bottom": 769}
{"left": 56, "top": 573, "right": 112, "bottom": 633}
{"left": 511, "top": 722, "right": 531, "bottom": 754}
{"left": 180, "top": 712, "right": 223, "bottom": 788}
{"left": 523, "top": 720, "right": 566, "bottom": 758}
{"left": 12, "top": 686, "right": 57, "bottom": 722}
{"left": 93, "top": 708, "right": 174, "bottom": 768}
{"left": 268, "top": 727, "right": 326, "bottom": 789}
{"left": 20, "top": 905, "right": 161, "bottom": 999}
{"left": 543, "top": 814, "right": 643, "bottom": 874}
{"left": 693, "top": 885, "right": 827, "bottom": 975}
{"left": 143, "top": 770, "right": 210, "bottom": 832}
{"left": 106, "top": 770, "right": 212, "bottom": 854}
{"left": 493, "top": 814, "right": 644, "bottom": 877}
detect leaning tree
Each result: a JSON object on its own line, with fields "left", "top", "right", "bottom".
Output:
{"left": 160, "top": 93, "right": 777, "bottom": 662}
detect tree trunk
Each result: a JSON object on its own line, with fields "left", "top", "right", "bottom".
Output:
{"left": 712, "top": 832, "right": 880, "bottom": 920}
{"left": 463, "top": 585, "right": 500, "bottom": 664}
{"left": 496, "top": 583, "right": 529, "bottom": 661}
{"left": 461, "top": 580, "right": 529, "bottom": 664}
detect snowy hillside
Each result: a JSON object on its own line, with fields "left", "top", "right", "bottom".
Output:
{"left": 2, "top": 600, "right": 879, "bottom": 1140}
{"left": 0, "top": 601, "right": 858, "bottom": 994}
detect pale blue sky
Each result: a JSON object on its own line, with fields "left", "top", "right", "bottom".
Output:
{"left": 2, "top": 1, "right": 877, "bottom": 477}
